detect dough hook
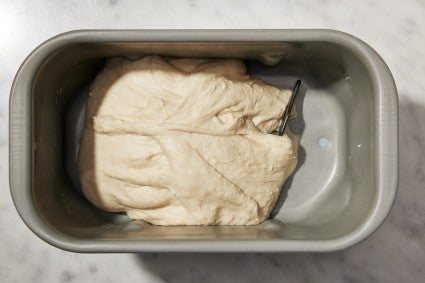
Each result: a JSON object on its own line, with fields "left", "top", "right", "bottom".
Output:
{"left": 272, "top": 79, "right": 301, "bottom": 136}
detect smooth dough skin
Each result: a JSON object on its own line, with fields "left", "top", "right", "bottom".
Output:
{"left": 77, "top": 55, "right": 298, "bottom": 225}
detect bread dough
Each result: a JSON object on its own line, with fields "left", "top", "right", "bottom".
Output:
{"left": 77, "top": 55, "right": 297, "bottom": 225}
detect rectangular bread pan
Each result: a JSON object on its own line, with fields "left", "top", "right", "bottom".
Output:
{"left": 9, "top": 29, "right": 398, "bottom": 252}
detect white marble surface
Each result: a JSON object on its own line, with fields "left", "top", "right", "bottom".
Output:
{"left": 1, "top": 0, "right": 425, "bottom": 282}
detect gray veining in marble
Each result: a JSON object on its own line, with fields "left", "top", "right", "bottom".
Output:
{"left": 1, "top": 0, "right": 424, "bottom": 282}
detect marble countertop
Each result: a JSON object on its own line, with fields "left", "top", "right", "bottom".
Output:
{"left": 1, "top": 0, "right": 424, "bottom": 282}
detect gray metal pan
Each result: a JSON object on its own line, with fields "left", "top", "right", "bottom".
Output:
{"left": 9, "top": 30, "right": 398, "bottom": 252}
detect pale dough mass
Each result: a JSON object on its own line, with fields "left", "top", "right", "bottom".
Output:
{"left": 78, "top": 56, "right": 297, "bottom": 225}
